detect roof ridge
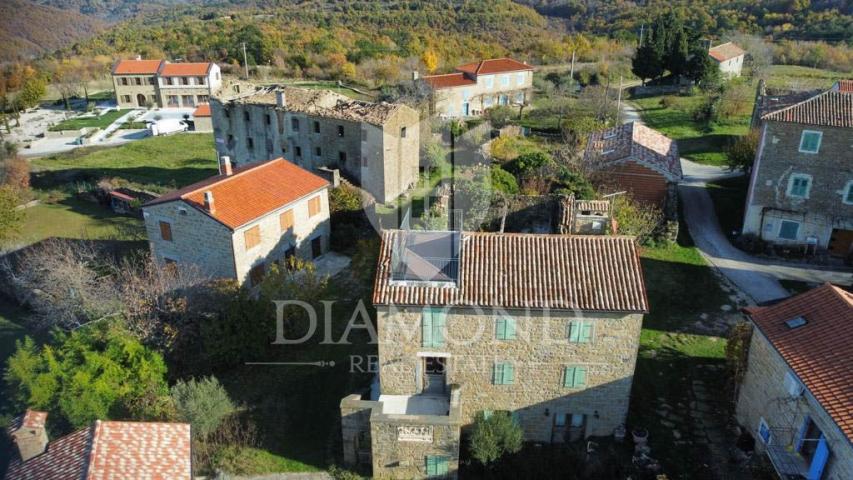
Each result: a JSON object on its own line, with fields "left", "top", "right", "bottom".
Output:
{"left": 761, "top": 89, "right": 832, "bottom": 120}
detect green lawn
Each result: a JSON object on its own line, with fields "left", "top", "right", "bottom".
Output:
{"left": 765, "top": 65, "right": 847, "bottom": 91}
{"left": 48, "top": 109, "right": 126, "bottom": 132}
{"left": 32, "top": 133, "right": 217, "bottom": 193}
{"left": 706, "top": 175, "right": 748, "bottom": 239}
{"left": 631, "top": 95, "right": 750, "bottom": 166}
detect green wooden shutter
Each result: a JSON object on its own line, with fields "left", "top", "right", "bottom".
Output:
{"left": 569, "top": 321, "right": 592, "bottom": 343}
{"left": 422, "top": 309, "right": 433, "bottom": 348}
{"left": 505, "top": 317, "right": 516, "bottom": 339}
{"left": 575, "top": 366, "right": 587, "bottom": 387}
{"left": 505, "top": 362, "right": 514, "bottom": 384}
{"left": 493, "top": 362, "right": 514, "bottom": 385}
{"left": 425, "top": 456, "right": 436, "bottom": 476}
{"left": 564, "top": 366, "right": 587, "bottom": 388}
{"left": 568, "top": 322, "right": 580, "bottom": 342}
{"left": 495, "top": 317, "right": 506, "bottom": 340}
{"left": 436, "top": 456, "right": 449, "bottom": 475}
{"left": 563, "top": 367, "right": 575, "bottom": 387}
{"left": 432, "top": 309, "right": 446, "bottom": 347}
{"left": 580, "top": 322, "right": 593, "bottom": 343}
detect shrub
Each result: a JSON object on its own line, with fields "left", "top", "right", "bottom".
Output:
{"left": 0, "top": 185, "right": 25, "bottom": 242}
{"left": 611, "top": 194, "right": 663, "bottom": 245}
{"left": 726, "top": 129, "right": 761, "bottom": 173}
{"left": 171, "top": 376, "right": 236, "bottom": 439}
{"left": 506, "top": 151, "right": 552, "bottom": 179}
{"left": 490, "top": 167, "right": 519, "bottom": 195}
{"left": 329, "top": 185, "right": 362, "bottom": 214}
{"left": 469, "top": 411, "right": 523, "bottom": 465}
{"left": 485, "top": 106, "right": 515, "bottom": 129}
{"left": 556, "top": 167, "right": 595, "bottom": 199}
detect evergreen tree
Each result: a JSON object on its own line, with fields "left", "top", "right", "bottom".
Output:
{"left": 666, "top": 25, "right": 690, "bottom": 79}
{"left": 631, "top": 39, "right": 664, "bottom": 85}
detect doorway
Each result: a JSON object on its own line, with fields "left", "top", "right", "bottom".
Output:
{"left": 136, "top": 93, "right": 146, "bottom": 107}
{"left": 551, "top": 413, "right": 568, "bottom": 443}
{"left": 828, "top": 228, "right": 853, "bottom": 257}
{"left": 423, "top": 356, "right": 446, "bottom": 394}
{"left": 311, "top": 237, "right": 323, "bottom": 259}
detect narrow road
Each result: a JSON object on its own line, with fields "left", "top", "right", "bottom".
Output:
{"left": 623, "top": 101, "right": 852, "bottom": 303}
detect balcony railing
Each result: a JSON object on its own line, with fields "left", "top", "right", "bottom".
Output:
{"left": 766, "top": 444, "right": 809, "bottom": 479}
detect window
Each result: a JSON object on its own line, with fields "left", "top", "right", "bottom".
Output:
{"left": 495, "top": 316, "right": 516, "bottom": 340}
{"left": 148, "top": 77, "right": 156, "bottom": 85}
{"left": 421, "top": 307, "right": 446, "bottom": 348}
{"left": 787, "top": 174, "right": 811, "bottom": 198}
{"left": 224, "top": 109, "right": 230, "bottom": 118}
{"left": 279, "top": 209, "right": 294, "bottom": 231}
{"left": 785, "top": 316, "right": 807, "bottom": 329}
{"left": 568, "top": 320, "right": 593, "bottom": 343}
{"left": 243, "top": 111, "right": 250, "bottom": 122}
{"left": 339, "top": 151, "right": 347, "bottom": 164}
{"left": 134, "top": 77, "right": 141, "bottom": 86}
{"left": 492, "top": 362, "right": 514, "bottom": 385}
{"left": 295, "top": 146, "right": 302, "bottom": 158}
{"left": 313, "top": 121, "right": 320, "bottom": 133}
{"left": 484, "top": 76, "right": 494, "bottom": 89}
{"left": 167, "top": 95, "right": 179, "bottom": 107}
{"left": 757, "top": 417, "right": 772, "bottom": 444}
{"left": 563, "top": 366, "right": 587, "bottom": 388}
{"left": 247, "top": 137, "right": 254, "bottom": 150}
{"left": 265, "top": 114, "right": 271, "bottom": 125}
{"left": 197, "top": 95, "right": 209, "bottom": 104}
{"left": 799, "top": 130, "right": 822, "bottom": 153}
{"left": 778, "top": 220, "right": 800, "bottom": 240}
{"left": 515, "top": 91, "right": 524, "bottom": 104}
{"left": 484, "top": 96, "right": 493, "bottom": 108}
{"left": 516, "top": 72, "right": 525, "bottom": 86}
{"left": 400, "top": 126, "right": 407, "bottom": 138}
{"left": 244, "top": 225, "right": 261, "bottom": 250}
{"left": 181, "top": 95, "right": 194, "bottom": 107}
{"left": 249, "top": 263, "right": 265, "bottom": 287}
{"left": 121, "top": 95, "right": 131, "bottom": 103}
{"left": 159, "top": 221, "right": 172, "bottom": 241}
{"left": 425, "top": 455, "right": 449, "bottom": 477}
{"left": 120, "top": 78, "right": 128, "bottom": 86}
{"left": 784, "top": 371, "right": 805, "bottom": 397}
{"left": 181, "top": 77, "right": 189, "bottom": 85}
{"left": 291, "top": 118, "right": 299, "bottom": 131}
{"left": 337, "top": 125, "right": 344, "bottom": 137}
{"left": 501, "top": 74, "right": 509, "bottom": 87}
{"left": 314, "top": 146, "right": 322, "bottom": 157}
{"left": 844, "top": 181, "right": 853, "bottom": 205}
{"left": 197, "top": 76, "right": 206, "bottom": 85}
{"left": 308, "top": 196, "right": 321, "bottom": 217}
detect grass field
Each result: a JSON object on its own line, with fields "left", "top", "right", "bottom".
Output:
{"left": 32, "top": 133, "right": 218, "bottom": 193}
{"left": 13, "top": 196, "right": 144, "bottom": 247}
{"left": 631, "top": 94, "right": 750, "bottom": 166}
{"left": 764, "top": 65, "right": 847, "bottom": 91}
{"left": 48, "top": 109, "right": 126, "bottom": 132}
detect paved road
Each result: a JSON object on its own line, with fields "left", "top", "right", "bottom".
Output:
{"left": 624, "top": 101, "right": 851, "bottom": 303}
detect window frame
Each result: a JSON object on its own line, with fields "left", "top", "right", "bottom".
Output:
{"left": 421, "top": 307, "right": 446, "bottom": 348}
{"left": 798, "top": 130, "right": 822, "bottom": 154}
{"left": 786, "top": 174, "right": 812, "bottom": 199}
{"left": 843, "top": 181, "right": 853, "bottom": 205}
{"left": 279, "top": 209, "right": 294, "bottom": 231}
{"left": 492, "top": 361, "right": 515, "bottom": 385}
{"left": 568, "top": 320, "right": 593, "bottom": 343}
{"left": 778, "top": 220, "right": 800, "bottom": 241}
{"left": 159, "top": 221, "right": 172, "bottom": 241}
{"left": 563, "top": 365, "right": 587, "bottom": 389}
{"left": 308, "top": 196, "right": 321, "bottom": 217}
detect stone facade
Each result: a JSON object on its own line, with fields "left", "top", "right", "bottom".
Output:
{"left": 430, "top": 71, "right": 532, "bottom": 118}
{"left": 742, "top": 121, "right": 853, "bottom": 252}
{"left": 210, "top": 89, "right": 420, "bottom": 203}
{"left": 113, "top": 74, "right": 159, "bottom": 109}
{"left": 736, "top": 329, "right": 853, "bottom": 480}
{"left": 113, "top": 62, "right": 222, "bottom": 109}
{"left": 377, "top": 306, "right": 643, "bottom": 441}
{"left": 142, "top": 186, "right": 330, "bottom": 284}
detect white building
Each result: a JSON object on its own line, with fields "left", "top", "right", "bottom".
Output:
{"left": 708, "top": 42, "right": 746, "bottom": 78}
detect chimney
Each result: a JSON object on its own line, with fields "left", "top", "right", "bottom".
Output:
{"left": 204, "top": 191, "right": 215, "bottom": 213}
{"left": 412, "top": 70, "right": 419, "bottom": 81}
{"left": 219, "top": 156, "right": 233, "bottom": 176}
{"left": 10, "top": 410, "right": 49, "bottom": 462}
{"left": 276, "top": 90, "right": 286, "bottom": 108}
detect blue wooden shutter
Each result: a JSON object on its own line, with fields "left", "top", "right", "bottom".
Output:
{"left": 794, "top": 416, "right": 809, "bottom": 452}
{"left": 422, "top": 309, "right": 433, "bottom": 347}
{"left": 436, "top": 456, "right": 449, "bottom": 475}
{"left": 425, "top": 455, "right": 437, "bottom": 476}
{"left": 564, "top": 366, "right": 587, "bottom": 388}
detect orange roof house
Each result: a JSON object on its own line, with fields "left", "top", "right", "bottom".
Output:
{"left": 112, "top": 59, "right": 163, "bottom": 75}
{"left": 423, "top": 57, "right": 533, "bottom": 90}
{"left": 6, "top": 411, "right": 192, "bottom": 480}
{"left": 160, "top": 62, "right": 215, "bottom": 76}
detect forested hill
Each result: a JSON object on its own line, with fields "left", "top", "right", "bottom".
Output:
{"left": 33, "top": 0, "right": 195, "bottom": 20}
{"left": 517, "top": 0, "right": 853, "bottom": 42}
{"left": 0, "top": 0, "right": 106, "bottom": 62}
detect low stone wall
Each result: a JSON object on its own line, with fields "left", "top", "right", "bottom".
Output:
{"left": 44, "top": 128, "right": 85, "bottom": 139}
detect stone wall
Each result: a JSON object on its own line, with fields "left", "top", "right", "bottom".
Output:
{"left": 735, "top": 329, "right": 853, "bottom": 480}
{"left": 376, "top": 306, "right": 643, "bottom": 441}
{"left": 113, "top": 75, "right": 158, "bottom": 109}
{"left": 743, "top": 121, "right": 853, "bottom": 248}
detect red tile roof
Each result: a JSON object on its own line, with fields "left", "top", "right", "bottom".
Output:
{"left": 833, "top": 79, "right": 853, "bottom": 93}
{"left": 160, "top": 62, "right": 213, "bottom": 76}
{"left": 192, "top": 104, "right": 211, "bottom": 117}
{"left": 745, "top": 283, "right": 853, "bottom": 442}
{"left": 373, "top": 230, "right": 648, "bottom": 312}
{"left": 5, "top": 419, "right": 192, "bottom": 480}
{"left": 761, "top": 90, "right": 853, "bottom": 128}
{"left": 584, "top": 122, "right": 682, "bottom": 182}
{"left": 145, "top": 158, "right": 329, "bottom": 230}
{"left": 112, "top": 59, "right": 163, "bottom": 75}
{"left": 455, "top": 58, "right": 533, "bottom": 76}
{"left": 423, "top": 72, "right": 476, "bottom": 89}
{"left": 708, "top": 42, "right": 745, "bottom": 62}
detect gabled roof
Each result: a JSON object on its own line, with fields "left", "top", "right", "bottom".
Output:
{"left": 708, "top": 42, "right": 745, "bottom": 62}
{"left": 160, "top": 62, "right": 213, "bottom": 76}
{"left": 584, "top": 122, "right": 682, "bottom": 182}
{"left": 745, "top": 283, "right": 853, "bottom": 442}
{"left": 455, "top": 58, "right": 533, "bottom": 76}
{"left": 112, "top": 59, "right": 163, "bottom": 75}
{"left": 761, "top": 89, "right": 853, "bottom": 128}
{"left": 5, "top": 419, "right": 192, "bottom": 480}
{"left": 144, "top": 158, "right": 329, "bottom": 230}
{"left": 423, "top": 72, "right": 477, "bottom": 89}
{"left": 373, "top": 230, "right": 648, "bottom": 312}
{"left": 833, "top": 79, "right": 853, "bottom": 92}
{"left": 192, "top": 103, "right": 211, "bottom": 117}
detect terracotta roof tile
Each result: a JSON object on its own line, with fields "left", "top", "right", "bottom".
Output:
{"left": 584, "top": 122, "right": 682, "bottom": 182}
{"left": 834, "top": 80, "right": 853, "bottom": 93}
{"left": 373, "top": 230, "right": 648, "bottom": 312}
{"left": 192, "top": 103, "right": 211, "bottom": 117}
{"left": 145, "top": 158, "right": 329, "bottom": 230}
{"left": 423, "top": 72, "right": 477, "bottom": 89}
{"left": 708, "top": 42, "right": 745, "bottom": 62}
{"left": 112, "top": 59, "right": 163, "bottom": 75}
{"left": 455, "top": 58, "right": 534, "bottom": 75}
{"left": 5, "top": 426, "right": 94, "bottom": 480}
{"left": 86, "top": 421, "right": 192, "bottom": 480}
{"left": 747, "top": 283, "right": 853, "bottom": 442}
{"left": 761, "top": 90, "right": 853, "bottom": 128}
{"left": 160, "top": 62, "right": 213, "bottom": 76}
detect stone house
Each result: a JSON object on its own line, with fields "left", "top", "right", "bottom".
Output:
{"left": 192, "top": 103, "right": 213, "bottom": 132}
{"left": 210, "top": 86, "right": 419, "bottom": 203}
{"left": 6, "top": 410, "right": 192, "bottom": 479}
{"left": 341, "top": 230, "right": 648, "bottom": 479}
{"left": 735, "top": 283, "right": 853, "bottom": 480}
{"left": 142, "top": 157, "right": 330, "bottom": 285}
{"left": 112, "top": 58, "right": 222, "bottom": 109}
{"left": 584, "top": 121, "right": 683, "bottom": 205}
{"left": 708, "top": 42, "right": 746, "bottom": 78}
{"left": 422, "top": 58, "right": 534, "bottom": 118}
{"left": 742, "top": 88, "right": 853, "bottom": 256}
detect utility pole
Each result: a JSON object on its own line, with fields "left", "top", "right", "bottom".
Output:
{"left": 569, "top": 50, "right": 576, "bottom": 95}
{"left": 639, "top": 24, "right": 645, "bottom": 46}
{"left": 242, "top": 42, "right": 249, "bottom": 80}
{"left": 616, "top": 75, "right": 623, "bottom": 124}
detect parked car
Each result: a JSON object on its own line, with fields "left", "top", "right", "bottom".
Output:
{"left": 147, "top": 119, "right": 188, "bottom": 136}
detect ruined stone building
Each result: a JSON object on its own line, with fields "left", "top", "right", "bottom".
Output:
{"left": 210, "top": 86, "right": 420, "bottom": 203}
{"left": 341, "top": 229, "right": 648, "bottom": 479}
{"left": 742, "top": 86, "right": 853, "bottom": 256}
{"left": 142, "top": 157, "right": 330, "bottom": 286}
